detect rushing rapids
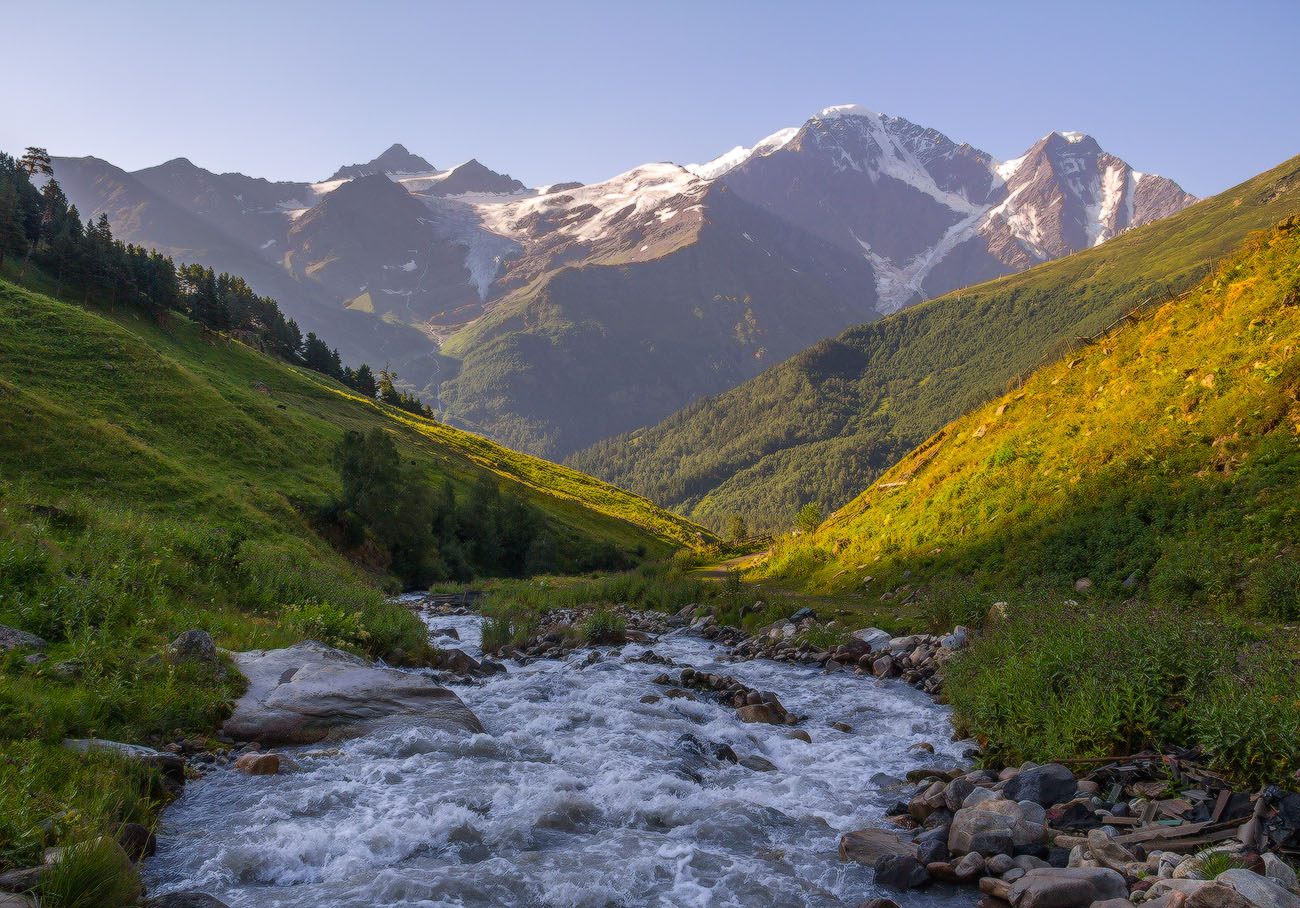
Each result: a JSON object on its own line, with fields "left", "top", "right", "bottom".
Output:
{"left": 142, "top": 609, "right": 977, "bottom": 907}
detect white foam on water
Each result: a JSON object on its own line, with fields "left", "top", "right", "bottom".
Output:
{"left": 143, "top": 613, "right": 976, "bottom": 907}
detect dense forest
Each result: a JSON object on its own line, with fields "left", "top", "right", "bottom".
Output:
{"left": 0, "top": 147, "right": 434, "bottom": 417}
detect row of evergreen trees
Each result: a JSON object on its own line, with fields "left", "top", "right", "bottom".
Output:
{"left": 327, "top": 428, "right": 627, "bottom": 585}
{"left": 0, "top": 147, "right": 434, "bottom": 416}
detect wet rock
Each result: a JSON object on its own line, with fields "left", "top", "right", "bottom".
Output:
{"left": 166, "top": 630, "right": 218, "bottom": 667}
{"left": 675, "top": 733, "right": 737, "bottom": 765}
{"left": 789, "top": 729, "right": 812, "bottom": 743}
{"left": 831, "top": 721, "right": 853, "bottom": 733}
{"left": 434, "top": 648, "right": 482, "bottom": 675}
{"left": 117, "top": 821, "right": 156, "bottom": 860}
{"left": 0, "top": 894, "right": 36, "bottom": 908}
{"left": 0, "top": 625, "right": 45, "bottom": 653}
{"left": 431, "top": 626, "right": 460, "bottom": 640}
{"left": 852, "top": 900, "right": 901, "bottom": 908}
{"left": 954, "top": 851, "right": 986, "bottom": 880}
{"left": 873, "top": 854, "right": 929, "bottom": 890}
{"left": 0, "top": 866, "right": 47, "bottom": 892}
{"left": 142, "top": 894, "right": 232, "bottom": 908}
{"left": 233, "top": 752, "right": 280, "bottom": 775}
{"left": 740, "top": 754, "right": 777, "bottom": 772}
{"left": 223, "top": 641, "right": 482, "bottom": 745}
{"left": 944, "top": 777, "right": 976, "bottom": 811}
{"left": 916, "top": 825, "right": 950, "bottom": 864}
{"left": 839, "top": 828, "right": 916, "bottom": 865}
{"left": 737, "top": 704, "right": 783, "bottom": 725}
{"left": 1002, "top": 763, "right": 1077, "bottom": 807}
{"left": 1007, "top": 867, "right": 1127, "bottom": 907}
{"left": 62, "top": 738, "right": 185, "bottom": 783}
{"left": 987, "top": 853, "right": 1016, "bottom": 875}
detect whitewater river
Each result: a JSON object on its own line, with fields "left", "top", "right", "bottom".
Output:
{"left": 143, "top": 611, "right": 976, "bottom": 907}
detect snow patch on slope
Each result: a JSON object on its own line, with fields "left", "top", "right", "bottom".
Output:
{"left": 686, "top": 127, "right": 799, "bottom": 180}
{"left": 475, "top": 162, "right": 706, "bottom": 245}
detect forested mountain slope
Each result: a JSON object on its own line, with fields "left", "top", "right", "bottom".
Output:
{"left": 752, "top": 217, "right": 1300, "bottom": 611}
{"left": 570, "top": 153, "right": 1300, "bottom": 532}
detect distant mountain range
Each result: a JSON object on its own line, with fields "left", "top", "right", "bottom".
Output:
{"left": 51, "top": 106, "right": 1195, "bottom": 457}
{"left": 568, "top": 152, "right": 1300, "bottom": 531}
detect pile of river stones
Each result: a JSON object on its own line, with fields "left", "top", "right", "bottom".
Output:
{"left": 840, "top": 759, "right": 1300, "bottom": 908}
{"left": 649, "top": 666, "right": 798, "bottom": 726}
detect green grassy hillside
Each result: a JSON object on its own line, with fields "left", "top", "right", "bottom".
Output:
{"left": 0, "top": 275, "right": 710, "bottom": 556}
{"left": 570, "top": 153, "right": 1300, "bottom": 533}
{"left": 754, "top": 218, "right": 1300, "bottom": 613}
{"left": 0, "top": 273, "right": 711, "bottom": 873}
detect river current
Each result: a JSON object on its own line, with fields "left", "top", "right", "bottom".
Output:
{"left": 142, "top": 609, "right": 977, "bottom": 907}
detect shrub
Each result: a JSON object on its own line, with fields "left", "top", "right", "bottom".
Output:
{"left": 1244, "top": 556, "right": 1300, "bottom": 620}
{"left": 281, "top": 600, "right": 369, "bottom": 651}
{"left": 582, "top": 609, "right": 626, "bottom": 645}
{"left": 919, "top": 578, "right": 991, "bottom": 632}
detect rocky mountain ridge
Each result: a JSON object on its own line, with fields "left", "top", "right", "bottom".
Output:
{"left": 51, "top": 106, "right": 1196, "bottom": 457}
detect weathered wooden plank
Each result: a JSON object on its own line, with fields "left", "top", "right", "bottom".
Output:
{"left": 1211, "top": 790, "right": 1231, "bottom": 824}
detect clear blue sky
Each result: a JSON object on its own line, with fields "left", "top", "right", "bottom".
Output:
{"left": 3, "top": 0, "right": 1296, "bottom": 198}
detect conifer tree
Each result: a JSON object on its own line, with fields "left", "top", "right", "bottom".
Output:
{"left": 354, "top": 363, "right": 378, "bottom": 398}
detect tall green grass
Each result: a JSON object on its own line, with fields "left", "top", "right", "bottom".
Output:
{"left": 944, "top": 597, "right": 1300, "bottom": 787}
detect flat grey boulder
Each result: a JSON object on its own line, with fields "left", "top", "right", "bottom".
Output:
{"left": 1007, "top": 867, "right": 1127, "bottom": 907}
{"left": 223, "top": 641, "right": 483, "bottom": 745}
{"left": 851, "top": 627, "right": 893, "bottom": 650}
{"left": 838, "top": 828, "right": 916, "bottom": 865}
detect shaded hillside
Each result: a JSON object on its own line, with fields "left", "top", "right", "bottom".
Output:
{"left": 752, "top": 218, "right": 1300, "bottom": 610}
{"left": 570, "top": 153, "right": 1300, "bottom": 532}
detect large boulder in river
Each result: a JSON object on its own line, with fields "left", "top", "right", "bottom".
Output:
{"left": 1002, "top": 763, "right": 1077, "bottom": 807}
{"left": 222, "top": 641, "right": 482, "bottom": 745}
{"left": 839, "top": 828, "right": 916, "bottom": 865}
